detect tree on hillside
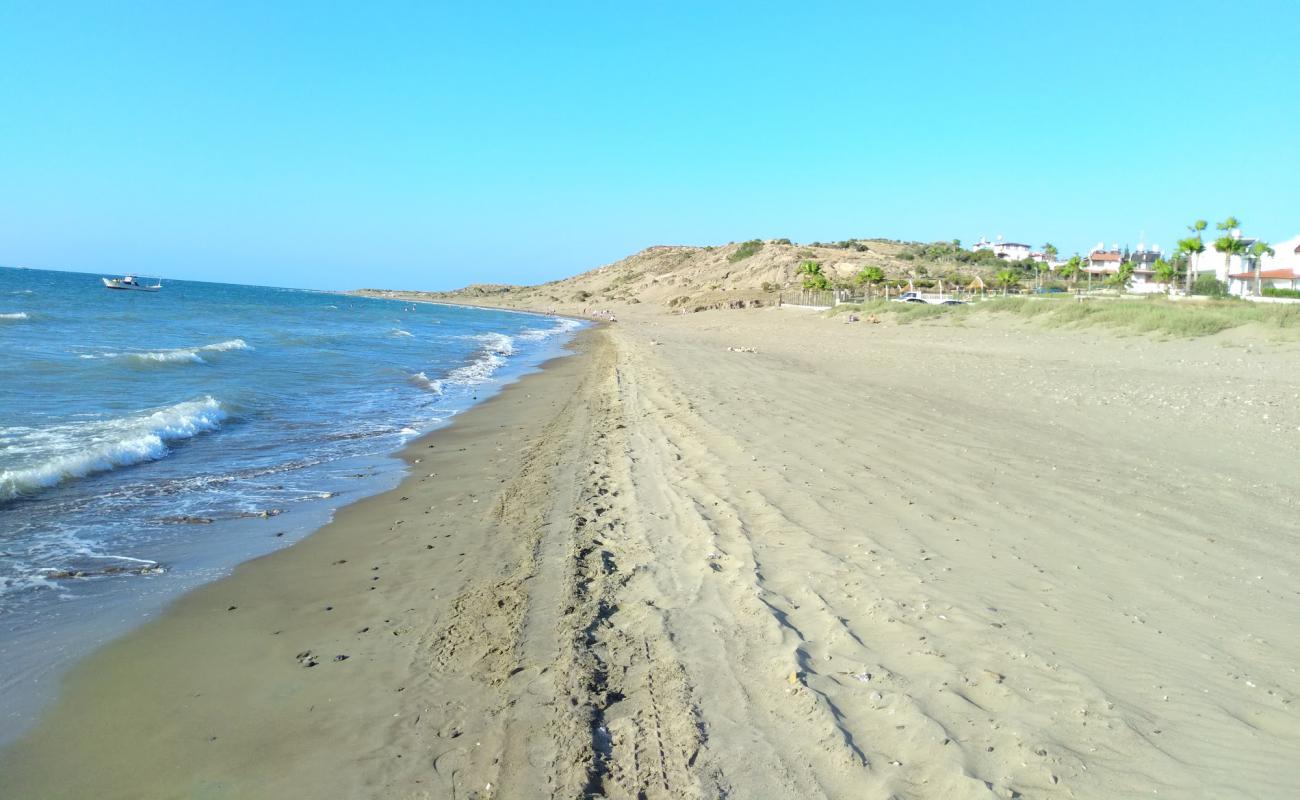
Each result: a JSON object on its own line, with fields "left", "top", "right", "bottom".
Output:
{"left": 1213, "top": 217, "right": 1247, "bottom": 288}
{"left": 994, "top": 268, "right": 1019, "bottom": 296}
{"left": 1183, "top": 220, "right": 1207, "bottom": 295}
{"left": 1248, "top": 240, "right": 1275, "bottom": 296}
{"left": 854, "top": 265, "right": 886, "bottom": 296}
{"left": 798, "top": 260, "right": 830, "bottom": 290}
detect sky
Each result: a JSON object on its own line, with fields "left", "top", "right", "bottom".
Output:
{"left": 1, "top": 1, "right": 1297, "bottom": 290}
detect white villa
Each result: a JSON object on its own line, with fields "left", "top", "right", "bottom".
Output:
{"left": 1127, "top": 242, "right": 1167, "bottom": 294}
{"left": 972, "top": 236, "right": 1032, "bottom": 261}
{"left": 1084, "top": 244, "right": 1123, "bottom": 273}
{"left": 1226, "top": 233, "right": 1300, "bottom": 296}
{"left": 1191, "top": 230, "right": 1262, "bottom": 297}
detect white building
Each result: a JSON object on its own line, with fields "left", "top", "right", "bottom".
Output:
{"left": 1227, "top": 234, "right": 1300, "bottom": 296}
{"left": 1260, "top": 234, "right": 1300, "bottom": 276}
{"left": 1084, "top": 243, "right": 1124, "bottom": 275}
{"left": 1127, "top": 242, "right": 1168, "bottom": 294}
{"left": 1195, "top": 230, "right": 1258, "bottom": 284}
{"left": 972, "top": 235, "right": 1032, "bottom": 261}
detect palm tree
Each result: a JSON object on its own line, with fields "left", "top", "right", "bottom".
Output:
{"left": 1248, "top": 240, "right": 1275, "bottom": 296}
{"left": 994, "top": 268, "right": 1019, "bottom": 296}
{"left": 1038, "top": 243, "right": 1058, "bottom": 290}
{"left": 1213, "top": 217, "right": 1247, "bottom": 293}
{"left": 1177, "top": 236, "right": 1205, "bottom": 294}
{"left": 1183, "top": 219, "right": 1207, "bottom": 295}
{"left": 1106, "top": 261, "right": 1135, "bottom": 291}
{"left": 854, "top": 265, "right": 885, "bottom": 298}
{"left": 1154, "top": 258, "right": 1176, "bottom": 291}
{"left": 798, "top": 260, "right": 830, "bottom": 291}
{"left": 1059, "top": 255, "right": 1081, "bottom": 292}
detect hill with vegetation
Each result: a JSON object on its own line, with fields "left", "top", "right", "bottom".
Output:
{"left": 357, "top": 237, "right": 1027, "bottom": 313}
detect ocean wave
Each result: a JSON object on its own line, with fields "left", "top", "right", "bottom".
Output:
{"left": 477, "top": 332, "right": 514, "bottom": 355}
{"left": 86, "top": 339, "right": 251, "bottom": 365}
{"left": 516, "top": 317, "right": 582, "bottom": 341}
{"left": 439, "top": 332, "right": 512, "bottom": 386}
{"left": 0, "top": 397, "right": 228, "bottom": 501}
{"left": 446, "top": 352, "right": 507, "bottom": 385}
{"left": 391, "top": 329, "right": 413, "bottom": 337}
{"left": 0, "top": 312, "right": 29, "bottom": 321}
{"left": 410, "top": 372, "right": 443, "bottom": 393}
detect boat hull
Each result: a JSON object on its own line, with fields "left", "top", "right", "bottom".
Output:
{"left": 102, "top": 278, "right": 161, "bottom": 292}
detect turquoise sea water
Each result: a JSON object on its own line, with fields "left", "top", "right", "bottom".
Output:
{"left": 0, "top": 266, "right": 580, "bottom": 741}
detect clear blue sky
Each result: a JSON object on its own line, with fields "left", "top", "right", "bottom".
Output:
{"left": 2, "top": 1, "right": 1297, "bottom": 290}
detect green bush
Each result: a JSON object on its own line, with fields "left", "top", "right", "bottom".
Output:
{"left": 773, "top": 238, "right": 793, "bottom": 245}
{"left": 1192, "top": 275, "right": 1227, "bottom": 297}
{"left": 855, "top": 266, "right": 885, "bottom": 286}
{"left": 728, "top": 239, "right": 764, "bottom": 263}
{"left": 1262, "top": 286, "right": 1300, "bottom": 299}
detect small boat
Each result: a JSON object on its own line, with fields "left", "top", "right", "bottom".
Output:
{"left": 102, "top": 275, "right": 162, "bottom": 292}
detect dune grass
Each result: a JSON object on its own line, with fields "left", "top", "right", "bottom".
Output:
{"left": 827, "top": 296, "right": 1300, "bottom": 338}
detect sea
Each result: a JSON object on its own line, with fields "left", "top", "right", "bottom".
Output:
{"left": 0, "top": 266, "right": 582, "bottom": 743}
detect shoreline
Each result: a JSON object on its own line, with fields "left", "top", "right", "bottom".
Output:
{"left": 346, "top": 288, "right": 580, "bottom": 317}
{"left": 0, "top": 294, "right": 588, "bottom": 750}
{"left": 0, "top": 329, "right": 602, "bottom": 799}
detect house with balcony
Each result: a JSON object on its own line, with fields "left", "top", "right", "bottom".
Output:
{"left": 1084, "top": 244, "right": 1124, "bottom": 274}
{"left": 1127, "top": 242, "right": 1168, "bottom": 294}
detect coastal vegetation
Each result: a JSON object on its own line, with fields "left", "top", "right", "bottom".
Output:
{"left": 828, "top": 295, "right": 1300, "bottom": 338}
{"left": 854, "top": 265, "right": 885, "bottom": 287}
{"left": 797, "top": 260, "right": 830, "bottom": 290}
{"left": 727, "top": 239, "right": 764, "bottom": 263}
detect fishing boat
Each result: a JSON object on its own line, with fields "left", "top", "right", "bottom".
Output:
{"left": 102, "top": 275, "right": 162, "bottom": 292}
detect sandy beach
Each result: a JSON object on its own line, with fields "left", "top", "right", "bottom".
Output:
{"left": 3, "top": 305, "right": 1298, "bottom": 799}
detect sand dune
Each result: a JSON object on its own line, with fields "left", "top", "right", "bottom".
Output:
{"left": 3, "top": 306, "right": 1297, "bottom": 799}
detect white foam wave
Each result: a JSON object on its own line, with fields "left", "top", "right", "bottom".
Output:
{"left": 436, "top": 331, "right": 521, "bottom": 387}
{"left": 477, "top": 332, "right": 514, "bottom": 355}
{"left": 91, "top": 339, "right": 251, "bottom": 365}
{"left": 0, "top": 312, "right": 29, "bottom": 320}
{"left": 0, "top": 397, "right": 228, "bottom": 501}
{"left": 199, "top": 339, "right": 250, "bottom": 353}
{"left": 130, "top": 349, "right": 206, "bottom": 364}
{"left": 411, "top": 372, "right": 443, "bottom": 393}
{"left": 391, "top": 329, "right": 413, "bottom": 337}
{"left": 447, "top": 352, "right": 507, "bottom": 385}
{"left": 516, "top": 318, "right": 582, "bottom": 341}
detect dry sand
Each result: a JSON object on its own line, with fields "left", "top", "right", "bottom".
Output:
{"left": 3, "top": 307, "right": 1298, "bottom": 799}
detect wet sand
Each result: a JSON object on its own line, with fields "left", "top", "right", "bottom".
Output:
{"left": 4, "top": 308, "right": 1299, "bottom": 799}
